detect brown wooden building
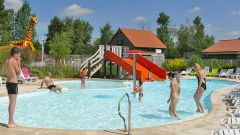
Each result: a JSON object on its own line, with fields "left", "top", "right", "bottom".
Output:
{"left": 108, "top": 28, "right": 167, "bottom": 55}
{"left": 202, "top": 39, "right": 240, "bottom": 59}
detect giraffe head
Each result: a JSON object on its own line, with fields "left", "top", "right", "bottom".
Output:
{"left": 30, "top": 16, "right": 38, "bottom": 25}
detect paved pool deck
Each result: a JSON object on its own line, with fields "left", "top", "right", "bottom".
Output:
{"left": 0, "top": 77, "right": 238, "bottom": 135}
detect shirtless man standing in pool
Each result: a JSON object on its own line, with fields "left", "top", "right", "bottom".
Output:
{"left": 40, "top": 72, "right": 62, "bottom": 93}
{"left": 4, "top": 47, "right": 21, "bottom": 128}
{"left": 167, "top": 71, "right": 180, "bottom": 119}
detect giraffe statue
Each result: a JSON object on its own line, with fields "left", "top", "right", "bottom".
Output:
{"left": 9, "top": 16, "right": 38, "bottom": 51}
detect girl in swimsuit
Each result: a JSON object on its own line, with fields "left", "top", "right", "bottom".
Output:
{"left": 80, "top": 68, "right": 87, "bottom": 89}
{"left": 193, "top": 63, "right": 207, "bottom": 113}
{"left": 132, "top": 81, "right": 143, "bottom": 102}
{"left": 167, "top": 71, "right": 180, "bottom": 119}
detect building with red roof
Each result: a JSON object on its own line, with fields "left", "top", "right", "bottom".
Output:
{"left": 109, "top": 28, "right": 167, "bottom": 55}
{"left": 202, "top": 39, "right": 240, "bottom": 59}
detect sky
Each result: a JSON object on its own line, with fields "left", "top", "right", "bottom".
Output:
{"left": 4, "top": 0, "right": 240, "bottom": 42}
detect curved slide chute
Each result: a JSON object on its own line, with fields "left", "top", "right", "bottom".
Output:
{"left": 105, "top": 50, "right": 167, "bottom": 81}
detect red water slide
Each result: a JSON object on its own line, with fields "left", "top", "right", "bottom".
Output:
{"left": 105, "top": 50, "right": 167, "bottom": 81}
{"left": 105, "top": 50, "right": 142, "bottom": 80}
{"left": 135, "top": 54, "right": 167, "bottom": 80}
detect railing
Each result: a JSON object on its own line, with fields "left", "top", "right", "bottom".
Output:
{"left": 80, "top": 49, "right": 101, "bottom": 70}
{"left": 118, "top": 93, "right": 131, "bottom": 135}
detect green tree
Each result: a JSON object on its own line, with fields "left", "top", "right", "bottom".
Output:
{"left": 187, "top": 55, "right": 203, "bottom": 67}
{"left": 45, "top": 16, "right": 64, "bottom": 54}
{"left": 156, "top": 12, "right": 172, "bottom": 47}
{"left": 0, "top": 0, "right": 14, "bottom": 45}
{"left": 49, "top": 32, "right": 71, "bottom": 60}
{"left": 94, "top": 22, "right": 114, "bottom": 52}
{"left": 176, "top": 24, "right": 194, "bottom": 56}
{"left": 71, "top": 19, "right": 93, "bottom": 54}
{"left": 0, "top": 48, "right": 10, "bottom": 75}
{"left": 192, "top": 16, "right": 214, "bottom": 51}
{"left": 165, "top": 46, "right": 180, "bottom": 58}
{"left": 13, "top": 1, "right": 36, "bottom": 40}
{"left": 99, "top": 22, "right": 114, "bottom": 45}
{"left": 156, "top": 12, "right": 180, "bottom": 58}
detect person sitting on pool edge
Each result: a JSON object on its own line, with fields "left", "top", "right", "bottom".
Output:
{"left": 132, "top": 80, "right": 143, "bottom": 102}
{"left": 167, "top": 71, "right": 180, "bottom": 119}
{"left": 40, "top": 72, "right": 62, "bottom": 93}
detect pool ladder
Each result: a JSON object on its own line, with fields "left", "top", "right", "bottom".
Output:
{"left": 118, "top": 93, "right": 131, "bottom": 135}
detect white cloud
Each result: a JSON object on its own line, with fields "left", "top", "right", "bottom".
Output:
{"left": 231, "top": 10, "right": 240, "bottom": 15}
{"left": 226, "top": 30, "right": 240, "bottom": 37}
{"left": 4, "top": 0, "right": 23, "bottom": 11}
{"left": 134, "top": 16, "right": 146, "bottom": 22}
{"left": 188, "top": 6, "right": 201, "bottom": 14}
{"left": 63, "top": 4, "right": 94, "bottom": 17}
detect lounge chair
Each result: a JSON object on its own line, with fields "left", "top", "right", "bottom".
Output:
{"left": 230, "top": 68, "right": 240, "bottom": 79}
{"left": 207, "top": 68, "right": 219, "bottom": 77}
{"left": 229, "top": 109, "right": 240, "bottom": 117}
{"left": 220, "top": 69, "right": 234, "bottom": 78}
{"left": 203, "top": 66, "right": 210, "bottom": 74}
{"left": 221, "top": 117, "right": 240, "bottom": 128}
{"left": 227, "top": 103, "right": 240, "bottom": 111}
{"left": 0, "top": 76, "right": 6, "bottom": 87}
{"left": 181, "top": 67, "right": 192, "bottom": 76}
{"left": 18, "top": 68, "right": 38, "bottom": 83}
{"left": 218, "top": 69, "right": 227, "bottom": 77}
{"left": 212, "top": 128, "right": 240, "bottom": 135}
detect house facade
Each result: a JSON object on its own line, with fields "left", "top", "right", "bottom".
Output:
{"left": 108, "top": 28, "right": 167, "bottom": 56}
{"left": 202, "top": 39, "right": 240, "bottom": 59}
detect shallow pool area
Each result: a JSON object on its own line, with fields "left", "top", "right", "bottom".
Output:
{"left": 0, "top": 79, "right": 236, "bottom": 130}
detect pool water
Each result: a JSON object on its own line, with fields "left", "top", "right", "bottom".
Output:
{"left": 0, "top": 80, "right": 236, "bottom": 130}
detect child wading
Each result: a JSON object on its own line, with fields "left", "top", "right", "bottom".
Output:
{"left": 132, "top": 81, "right": 143, "bottom": 102}
{"left": 167, "top": 72, "right": 180, "bottom": 119}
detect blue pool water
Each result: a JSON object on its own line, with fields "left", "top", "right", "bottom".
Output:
{"left": 0, "top": 79, "right": 236, "bottom": 130}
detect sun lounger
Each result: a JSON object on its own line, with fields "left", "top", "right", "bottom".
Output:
{"left": 18, "top": 68, "right": 38, "bottom": 84}
{"left": 0, "top": 76, "right": 6, "bottom": 87}
{"left": 212, "top": 124, "right": 240, "bottom": 135}
{"left": 207, "top": 68, "right": 219, "bottom": 77}
{"left": 212, "top": 128, "right": 240, "bottom": 135}
{"left": 221, "top": 117, "right": 240, "bottom": 128}
{"left": 220, "top": 69, "right": 234, "bottom": 78}
{"left": 181, "top": 67, "right": 192, "bottom": 75}
{"left": 227, "top": 103, "right": 240, "bottom": 111}
{"left": 218, "top": 69, "right": 228, "bottom": 77}
{"left": 204, "top": 66, "right": 210, "bottom": 74}
{"left": 230, "top": 68, "right": 240, "bottom": 79}
{"left": 229, "top": 109, "right": 240, "bottom": 117}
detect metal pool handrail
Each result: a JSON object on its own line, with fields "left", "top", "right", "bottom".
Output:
{"left": 118, "top": 93, "right": 131, "bottom": 135}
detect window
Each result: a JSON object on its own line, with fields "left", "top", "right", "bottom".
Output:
{"left": 117, "top": 39, "right": 124, "bottom": 45}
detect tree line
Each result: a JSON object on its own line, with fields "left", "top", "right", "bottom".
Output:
{"left": 0, "top": 0, "right": 214, "bottom": 60}
{"left": 156, "top": 12, "right": 214, "bottom": 59}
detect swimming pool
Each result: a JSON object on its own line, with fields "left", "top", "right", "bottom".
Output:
{"left": 0, "top": 79, "right": 236, "bottom": 130}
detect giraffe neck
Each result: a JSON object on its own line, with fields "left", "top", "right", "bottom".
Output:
{"left": 24, "top": 21, "right": 35, "bottom": 42}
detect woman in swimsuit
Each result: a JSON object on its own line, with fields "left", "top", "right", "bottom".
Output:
{"left": 193, "top": 63, "right": 206, "bottom": 113}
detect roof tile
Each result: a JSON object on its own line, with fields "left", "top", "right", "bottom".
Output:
{"left": 203, "top": 39, "right": 240, "bottom": 53}
{"left": 120, "top": 28, "right": 167, "bottom": 49}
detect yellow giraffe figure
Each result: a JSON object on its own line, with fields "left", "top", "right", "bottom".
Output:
{"left": 9, "top": 16, "right": 38, "bottom": 51}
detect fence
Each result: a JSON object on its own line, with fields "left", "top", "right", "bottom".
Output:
{"left": 203, "top": 59, "right": 239, "bottom": 66}
{"left": 145, "top": 55, "right": 165, "bottom": 66}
